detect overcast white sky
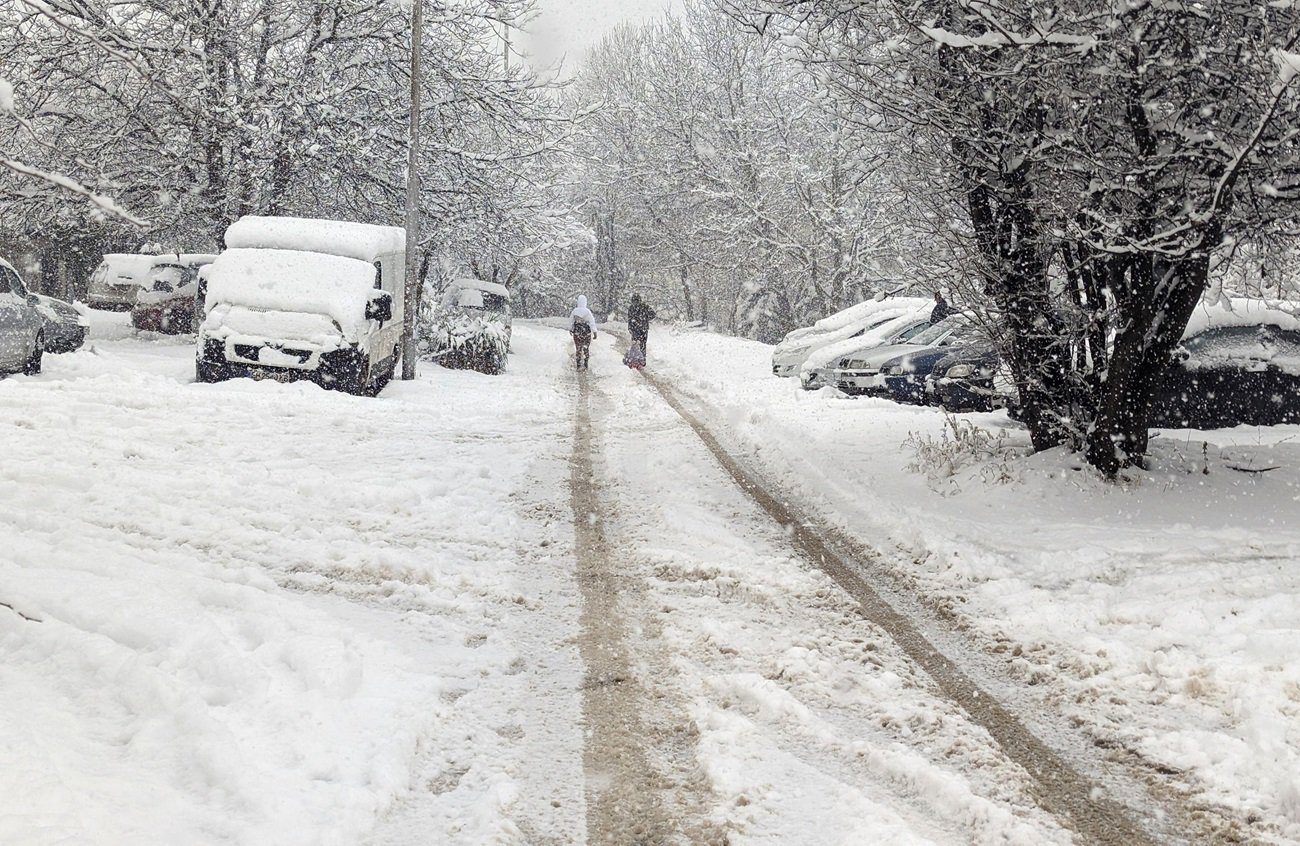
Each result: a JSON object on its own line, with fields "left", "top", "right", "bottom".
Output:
{"left": 522, "top": 0, "right": 677, "bottom": 75}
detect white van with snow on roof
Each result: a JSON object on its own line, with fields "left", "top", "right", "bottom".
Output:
{"left": 195, "top": 216, "right": 404, "bottom": 396}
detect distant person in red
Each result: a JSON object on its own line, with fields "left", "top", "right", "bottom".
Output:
{"left": 627, "top": 293, "right": 656, "bottom": 361}
{"left": 570, "top": 294, "right": 597, "bottom": 370}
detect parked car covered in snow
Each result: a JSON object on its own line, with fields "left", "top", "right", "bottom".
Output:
{"left": 770, "top": 295, "right": 930, "bottom": 377}
{"left": 86, "top": 253, "right": 161, "bottom": 311}
{"left": 0, "top": 258, "right": 48, "bottom": 374}
{"left": 132, "top": 253, "right": 217, "bottom": 334}
{"left": 196, "top": 216, "right": 404, "bottom": 396}
{"left": 424, "top": 277, "right": 512, "bottom": 375}
{"left": 800, "top": 310, "right": 932, "bottom": 390}
{"left": 1151, "top": 298, "right": 1300, "bottom": 429}
{"left": 6, "top": 263, "right": 88, "bottom": 353}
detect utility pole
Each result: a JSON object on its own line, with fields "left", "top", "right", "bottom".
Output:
{"left": 400, "top": 0, "right": 422, "bottom": 380}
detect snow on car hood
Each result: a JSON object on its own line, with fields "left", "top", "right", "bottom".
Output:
{"left": 203, "top": 304, "right": 345, "bottom": 351}
{"left": 33, "top": 294, "right": 89, "bottom": 326}
{"left": 202, "top": 248, "right": 376, "bottom": 341}
{"left": 843, "top": 341, "right": 931, "bottom": 370}
{"left": 774, "top": 303, "right": 930, "bottom": 364}
{"left": 800, "top": 310, "right": 933, "bottom": 373}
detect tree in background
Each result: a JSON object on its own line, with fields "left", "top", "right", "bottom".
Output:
{"left": 0, "top": 0, "right": 571, "bottom": 305}
{"left": 564, "top": 2, "right": 908, "bottom": 341}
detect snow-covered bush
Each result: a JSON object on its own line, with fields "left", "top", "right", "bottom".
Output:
{"left": 905, "top": 414, "right": 1023, "bottom": 491}
{"left": 418, "top": 307, "right": 510, "bottom": 375}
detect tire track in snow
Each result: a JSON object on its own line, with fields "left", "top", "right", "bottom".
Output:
{"left": 570, "top": 370, "right": 679, "bottom": 844}
{"left": 630, "top": 364, "right": 1165, "bottom": 846}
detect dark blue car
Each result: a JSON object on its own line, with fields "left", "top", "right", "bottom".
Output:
{"left": 878, "top": 324, "right": 986, "bottom": 404}
{"left": 929, "top": 342, "right": 1006, "bottom": 412}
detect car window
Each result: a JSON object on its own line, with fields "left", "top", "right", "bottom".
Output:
{"left": 0, "top": 267, "right": 15, "bottom": 294}
{"left": 8, "top": 271, "right": 27, "bottom": 296}
{"left": 1184, "top": 326, "right": 1270, "bottom": 362}
{"left": 457, "top": 289, "right": 484, "bottom": 309}
{"left": 482, "top": 292, "right": 508, "bottom": 312}
{"left": 1263, "top": 328, "right": 1300, "bottom": 371}
{"left": 895, "top": 322, "right": 929, "bottom": 342}
{"left": 910, "top": 316, "right": 967, "bottom": 346}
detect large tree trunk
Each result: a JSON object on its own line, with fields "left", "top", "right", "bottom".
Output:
{"left": 966, "top": 170, "right": 1070, "bottom": 452}
{"left": 1085, "top": 245, "right": 1214, "bottom": 475}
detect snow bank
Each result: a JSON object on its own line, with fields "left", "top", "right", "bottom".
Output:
{"left": 225, "top": 216, "right": 404, "bottom": 262}
{"left": 649, "top": 323, "right": 1300, "bottom": 842}
{"left": 0, "top": 317, "right": 582, "bottom": 845}
{"left": 201, "top": 248, "right": 377, "bottom": 341}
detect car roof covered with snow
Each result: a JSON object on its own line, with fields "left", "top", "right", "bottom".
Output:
{"left": 449, "top": 277, "right": 510, "bottom": 300}
{"left": 778, "top": 300, "right": 931, "bottom": 360}
{"left": 225, "top": 216, "right": 405, "bottom": 263}
{"left": 98, "top": 253, "right": 162, "bottom": 281}
{"left": 808, "top": 294, "right": 931, "bottom": 335}
{"left": 800, "top": 310, "right": 933, "bottom": 373}
{"left": 1182, "top": 296, "right": 1300, "bottom": 339}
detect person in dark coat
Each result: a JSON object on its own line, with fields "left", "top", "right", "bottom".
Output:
{"left": 627, "top": 293, "right": 656, "bottom": 360}
{"left": 929, "top": 291, "right": 953, "bottom": 324}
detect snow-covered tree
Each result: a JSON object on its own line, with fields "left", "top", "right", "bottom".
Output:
{"left": 751, "top": 0, "right": 1300, "bottom": 475}
{"left": 0, "top": 0, "right": 570, "bottom": 309}
{"left": 565, "top": 2, "right": 907, "bottom": 341}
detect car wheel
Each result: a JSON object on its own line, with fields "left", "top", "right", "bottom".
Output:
{"left": 363, "top": 355, "right": 395, "bottom": 397}
{"left": 23, "top": 334, "right": 43, "bottom": 375}
{"left": 341, "top": 361, "right": 370, "bottom": 396}
{"left": 195, "top": 357, "right": 228, "bottom": 383}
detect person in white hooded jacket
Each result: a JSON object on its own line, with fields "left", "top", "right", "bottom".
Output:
{"left": 570, "top": 295, "right": 598, "bottom": 370}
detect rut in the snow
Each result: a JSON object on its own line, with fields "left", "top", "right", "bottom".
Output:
{"left": 632, "top": 366, "right": 1173, "bottom": 846}
{"left": 570, "top": 372, "right": 695, "bottom": 845}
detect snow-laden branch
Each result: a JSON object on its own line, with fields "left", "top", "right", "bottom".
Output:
{"left": 919, "top": 24, "right": 1096, "bottom": 52}
{"left": 0, "top": 157, "right": 147, "bottom": 226}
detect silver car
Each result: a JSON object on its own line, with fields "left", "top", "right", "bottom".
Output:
{"left": 8, "top": 268, "right": 89, "bottom": 353}
{"left": 0, "top": 258, "right": 46, "bottom": 375}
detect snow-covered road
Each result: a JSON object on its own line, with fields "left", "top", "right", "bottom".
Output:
{"left": 2, "top": 314, "right": 1296, "bottom": 844}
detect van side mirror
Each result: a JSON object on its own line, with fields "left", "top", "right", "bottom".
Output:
{"left": 27, "top": 294, "right": 40, "bottom": 307}
{"left": 366, "top": 292, "right": 392, "bottom": 323}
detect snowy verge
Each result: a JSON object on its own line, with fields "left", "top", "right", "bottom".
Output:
{"left": 647, "top": 323, "right": 1300, "bottom": 841}
{"left": 0, "top": 318, "right": 582, "bottom": 845}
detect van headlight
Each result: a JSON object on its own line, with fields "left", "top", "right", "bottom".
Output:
{"left": 945, "top": 364, "right": 975, "bottom": 378}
